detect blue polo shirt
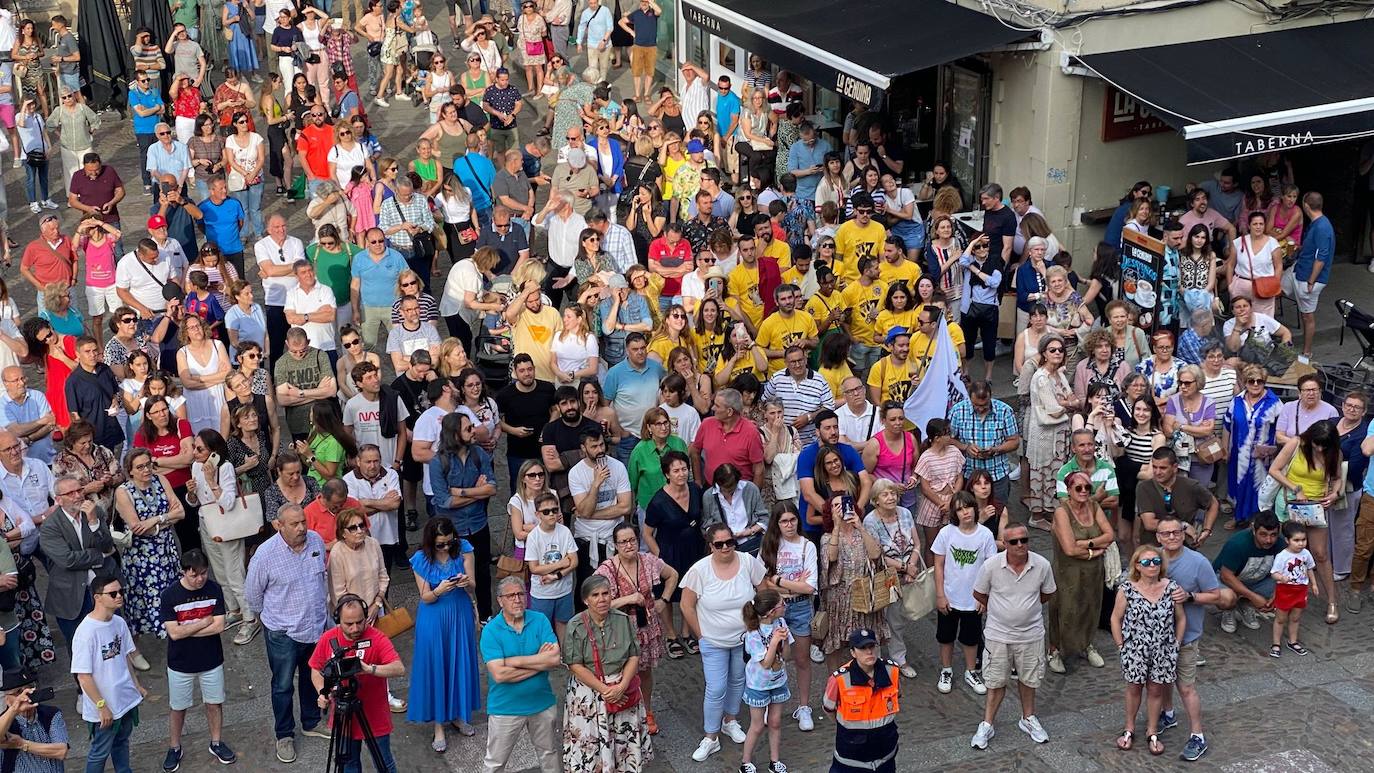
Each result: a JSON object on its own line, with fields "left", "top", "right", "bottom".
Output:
{"left": 788, "top": 137, "right": 832, "bottom": 201}
{"left": 479, "top": 610, "right": 558, "bottom": 716}
{"left": 129, "top": 87, "right": 163, "bottom": 135}
{"left": 601, "top": 358, "right": 666, "bottom": 439}
{"left": 453, "top": 153, "right": 496, "bottom": 212}
{"left": 1165, "top": 546, "right": 1221, "bottom": 645}
{"left": 796, "top": 440, "right": 864, "bottom": 534}
{"left": 1, "top": 391, "right": 54, "bottom": 464}
{"left": 350, "top": 248, "right": 408, "bottom": 307}
{"left": 197, "top": 195, "right": 245, "bottom": 254}
{"left": 715, "top": 89, "right": 741, "bottom": 140}
{"left": 1295, "top": 214, "right": 1334, "bottom": 285}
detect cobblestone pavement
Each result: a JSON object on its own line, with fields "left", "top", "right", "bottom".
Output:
{"left": 8, "top": 7, "right": 1374, "bottom": 771}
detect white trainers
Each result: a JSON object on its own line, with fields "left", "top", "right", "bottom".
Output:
{"left": 1219, "top": 609, "right": 1237, "bottom": 633}
{"left": 898, "top": 663, "right": 917, "bottom": 679}
{"left": 810, "top": 644, "right": 824, "bottom": 663}
{"left": 792, "top": 705, "right": 814, "bottom": 732}
{"left": 964, "top": 670, "right": 987, "bottom": 695}
{"left": 691, "top": 736, "right": 721, "bottom": 762}
{"left": 374, "top": 97, "right": 390, "bottom": 107}
{"left": 1018, "top": 715, "right": 1049, "bottom": 744}
{"left": 1085, "top": 645, "right": 1105, "bottom": 668}
{"left": 937, "top": 669, "right": 953, "bottom": 694}
{"left": 721, "top": 719, "right": 747, "bottom": 743}
{"left": 40, "top": 199, "right": 59, "bottom": 210}
{"left": 28, "top": 203, "right": 38, "bottom": 214}
{"left": 1047, "top": 651, "right": 1066, "bottom": 674}
{"left": 970, "top": 721, "right": 995, "bottom": 749}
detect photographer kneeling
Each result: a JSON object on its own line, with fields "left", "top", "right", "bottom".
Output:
{"left": 308, "top": 594, "right": 406, "bottom": 773}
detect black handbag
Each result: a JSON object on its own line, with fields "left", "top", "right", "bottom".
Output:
{"left": 367, "top": 41, "right": 382, "bottom": 57}
{"left": 25, "top": 150, "right": 45, "bottom": 166}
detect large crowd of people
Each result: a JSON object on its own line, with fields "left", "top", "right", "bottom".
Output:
{"left": 0, "top": 0, "right": 1358, "bottom": 771}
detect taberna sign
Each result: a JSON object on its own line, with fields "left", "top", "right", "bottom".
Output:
{"left": 1186, "top": 110, "right": 1374, "bottom": 165}
{"left": 679, "top": 0, "right": 887, "bottom": 109}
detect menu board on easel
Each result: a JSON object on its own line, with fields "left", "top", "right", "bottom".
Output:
{"left": 1121, "top": 229, "right": 1165, "bottom": 331}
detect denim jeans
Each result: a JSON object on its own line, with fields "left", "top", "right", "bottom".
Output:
{"left": 231, "top": 182, "right": 265, "bottom": 240}
{"left": 135, "top": 133, "right": 156, "bottom": 188}
{"left": 699, "top": 639, "right": 745, "bottom": 734}
{"left": 342, "top": 733, "right": 397, "bottom": 773}
{"left": 23, "top": 159, "right": 49, "bottom": 203}
{"left": 264, "top": 627, "right": 322, "bottom": 739}
{"left": 86, "top": 709, "right": 136, "bottom": 773}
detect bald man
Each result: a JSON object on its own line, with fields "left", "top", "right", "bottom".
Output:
{"left": 0, "top": 367, "right": 56, "bottom": 464}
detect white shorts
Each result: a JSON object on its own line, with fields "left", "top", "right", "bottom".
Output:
{"left": 84, "top": 285, "right": 122, "bottom": 316}
{"left": 168, "top": 664, "right": 226, "bottom": 711}
{"left": 1281, "top": 269, "right": 1325, "bottom": 314}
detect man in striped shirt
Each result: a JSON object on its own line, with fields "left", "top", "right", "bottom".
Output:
{"left": 763, "top": 345, "right": 835, "bottom": 446}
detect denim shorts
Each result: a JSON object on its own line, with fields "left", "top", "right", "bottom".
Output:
{"left": 743, "top": 683, "right": 792, "bottom": 708}
{"left": 530, "top": 593, "right": 574, "bottom": 623}
{"left": 168, "top": 664, "right": 225, "bottom": 711}
{"left": 782, "top": 597, "right": 814, "bottom": 637}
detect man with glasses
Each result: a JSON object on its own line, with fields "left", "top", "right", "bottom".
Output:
{"left": 475, "top": 206, "right": 530, "bottom": 275}
{"left": 678, "top": 248, "right": 718, "bottom": 318}
{"left": 192, "top": 177, "right": 246, "bottom": 274}
{"left": 158, "top": 549, "right": 235, "bottom": 769}
{"left": 350, "top": 226, "right": 408, "bottom": 349}
{"left": 757, "top": 284, "right": 819, "bottom": 374}
{"left": 256, "top": 214, "right": 306, "bottom": 366}
{"left": 144, "top": 123, "right": 191, "bottom": 207}
{"left": 0, "top": 367, "right": 56, "bottom": 464}
{"left": 552, "top": 145, "right": 598, "bottom": 217}
{"left": 72, "top": 574, "right": 149, "bottom": 773}
{"left": 284, "top": 261, "right": 338, "bottom": 368}
{"left": 1137, "top": 447, "right": 1218, "bottom": 549}
{"left": 295, "top": 108, "right": 335, "bottom": 198}
{"left": 835, "top": 192, "right": 885, "bottom": 266}
{"left": 63, "top": 337, "right": 124, "bottom": 452}
{"left": 970, "top": 522, "right": 1055, "bottom": 750}
{"left": 39, "top": 474, "right": 117, "bottom": 646}
{"left": 244, "top": 504, "right": 330, "bottom": 764}
{"left": 480, "top": 574, "right": 562, "bottom": 773}
{"left": 835, "top": 376, "right": 877, "bottom": 452}
{"left": 787, "top": 121, "right": 830, "bottom": 204}
{"left": 1155, "top": 512, "right": 1233, "bottom": 762}
{"left": 949, "top": 381, "right": 1019, "bottom": 504}
{"left": 0, "top": 427, "right": 52, "bottom": 560}
{"left": 763, "top": 345, "right": 832, "bottom": 446}
{"left": 128, "top": 71, "right": 164, "bottom": 195}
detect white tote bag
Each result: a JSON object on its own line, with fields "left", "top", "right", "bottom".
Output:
{"left": 201, "top": 493, "right": 265, "bottom": 542}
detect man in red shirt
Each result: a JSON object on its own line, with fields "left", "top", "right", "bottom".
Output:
{"left": 295, "top": 109, "right": 336, "bottom": 198}
{"left": 648, "top": 223, "right": 693, "bottom": 310}
{"left": 19, "top": 214, "right": 76, "bottom": 308}
{"left": 690, "top": 386, "right": 764, "bottom": 486}
{"left": 308, "top": 594, "right": 404, "bottom": 772}
{"left": 303, "top": 479, "right": 363, "bottom": 552}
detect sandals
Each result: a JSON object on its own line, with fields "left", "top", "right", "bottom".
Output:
{"left": 1269, "top": 644, "right": 1282, "bottom": 658}
{"left": 645, "top": 711, "right": 659, "bottom": 735}
{"left": 685, "top": 637, "right": 700, "bottom": 655}
{"left": 666, "top": 639, "right": 687, "bottom": 659}
{"left": 1326, "top": 603, "right": 1340, "bottom": 625}
{"left": 432, "top": 737, "right": 447, "bottom": 753}
{"left": 1148, "top": 734, "right": 1164, "bottom": 756}
{"left": 1287, "top": 640, "right": 1311, "bottom": 656}
{"left": 1116, "top": 729, "right": 1133, "bottom": 750}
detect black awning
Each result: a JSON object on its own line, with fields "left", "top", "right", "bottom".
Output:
{"left": 1078, "top": 20, "right": 1374, "bottom": 165}
{"left": 681, "top": 0, "right": 1033, "bottom": 108}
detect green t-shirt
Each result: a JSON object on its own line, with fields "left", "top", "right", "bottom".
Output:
{"left": 309, "top": 433, "right": 346, "bottom": 485}
{"left": 274, "top": 348, "right": 333, "bottom": 436}
{"left": 626, "top": 436, "right": 688, "bottom": 509}
{"left": 1212, "top": 528, "right": 1285, "bottom": 585}
{"left": 170, "top": 0, "right": 198, "bottom": 30}
{"left": 310, "top": 243, "right": 360, "bottom": 307}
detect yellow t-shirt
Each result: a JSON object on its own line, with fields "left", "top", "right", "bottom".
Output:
{"left": 724, "top": 351, "right": 767, "bottom": 384}
{"left": 648, "top": 333, "right": 696, "bottom": 368}
{"left": 875, "top": 309, "right": 919, "bottom": 343}
{"left": 841, "top": 280, "right": 887, "bottom": 347}
{"left": 834, "top": 220, "right": 887, "bottom": 265}
{"left": 513, "top": 306, "right": 562, "bottom": 383}
{"left": 780, "top": 267, "right": 808, "bottom": 289}
{"left": 805, "top": 291, "right": 848, "bottom": 335}
{"left": 818, "top": 362, "right": 854, "bottom": 403}
{"left": 764, "top": 239, "right": 792, "bottom": 270}
{"left": 728, "top": 263, "right": 765, "bottom": 328}
{"left": 828, "top": 257, "right": 858, "bottom": 288}
{"left": 866, "top": 354, "right": 920, "bottom": 405}
{"left": 661, "top": 156, "right": 684, "bottom": 200}
{"left": 755, "top": 311, "right": 819, "bottom": 373}
{"left": 878, "top": 258, "right": 922, "bottom": 289}
{"left": 908, "top": 324, "right": 965, "bottom": 379}
{"left": 698, "top": 328, "right": 728, "bottom": 375}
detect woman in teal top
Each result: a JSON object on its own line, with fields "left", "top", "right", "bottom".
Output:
{"left": 296, "top": 401, "right": 358, "bottom": 484}
{"left": 627, "top": 407, "right": 689, "bottom": 513}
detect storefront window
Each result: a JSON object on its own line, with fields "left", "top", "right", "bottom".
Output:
{"left": 656, "top": 0, "right": 675, "bottom": 79}
{"left": 684, "top": 21, "right": 707, "bottom": 69}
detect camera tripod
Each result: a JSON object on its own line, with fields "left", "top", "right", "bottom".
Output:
{"left": 322, "top": 679, "right": 390, "bottom": 773}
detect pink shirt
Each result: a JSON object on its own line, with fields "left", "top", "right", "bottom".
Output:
{"left": 80, "top": 236, "right": 117, "bottom": 288}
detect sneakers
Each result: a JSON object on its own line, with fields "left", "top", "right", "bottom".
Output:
{"left": 721, "top": 719, "right": 747, "bottom": 743}
{"left": 898, "top": 663, "right": 917, "bottom": 679}
{"left": 1158, "top": 710, "right": 1179, "bottom": 731}
{"left": 374, "top": 97, "right": 390, "bottom": 107}
{"left": 965, "top": 670, "right": 987, "bottom": 695}
{"left": 1219, "top": 609, "right": 1237, "bottom": 633}
{"left": 208, "top": 741, "right": 236, "bottom": 764}
{"left": 810, "top": 644, "right": 824, "bottom": 663}
{"left": 28, "top": 202, "right": 39, "bottom": 214}
{"left": 792, "top": 705, "right": 814, "bottom": 732}
{"left": 223, "top": 611, "right": 243, "bottom": 630}
{"left": 1181, "top": 733, "right": 1208, "bottom": 761}
{"left": 163, "top": 746, "right": 182, "bottom": 772}
{"left": 1047, "top": 651, "right": 1066, "bottom": 674}
{"left": 1085, "top": 645, "right": 1105, "bottom": 668}
{"left": 970, "top": 721, "right": 995, "bottom": 749}
{"left": 233, "top": 620, "right": 260, "bottom": 646}
{"left": 691, "top": 736, "right": 721, "bottom": 762}
{"left": 388, "top": 693, "right": 408, "bottom": 713}
{"left": 41, "top": 199, "right": 58, "bottom": 210}
{"left": 768, "top": 762, "right": 789, "bottom": 772}
{"left": 406, "top": 510, "right": 419, "bottom": 530}
{"left": 1240, "top": 605, "right": 1261, "bottom": 630}
{"left": 130, "top": 652, "right": 151, "bottom": 671}
{"left": 1018, "top": 715, "right": 1049, "bottom": 744}
{"left": 275, "top": 737, "right": 296, "bottom": 764}
{"left": 937, "top": 669, "right": 953, "bottom": 694}
{"left": 1348, "top": 589, "right": 1363, "bottom": 614}
{"left": 301, "top": 724, "right": 331, "bottom": 739}
{"left": 740, "top": 764, "right": 758, "bottom": 773}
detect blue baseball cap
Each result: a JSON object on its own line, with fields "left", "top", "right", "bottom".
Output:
{"left": 885, "top": 326, "right": 911, "bottom": 345}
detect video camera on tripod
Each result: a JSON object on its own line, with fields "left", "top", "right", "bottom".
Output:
{"left": 320, "top": 638, "right": 373, "bottom": 698}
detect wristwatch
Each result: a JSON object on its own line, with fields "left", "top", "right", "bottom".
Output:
{"left": 95, "top": 699, "right": 106, "bottom": 709}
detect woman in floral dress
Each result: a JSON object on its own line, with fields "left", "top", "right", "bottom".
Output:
{"left": 1, "top": 501, "right": 53, "bottom": 671}
{"left": 113, "top": 448, "right": 185, "bottom": 637}
{"left": 1109, "top": 543, "right": 1184, "bottom": 755}
{"left": 818, "top": 460, "right": 888, "bottom": 671}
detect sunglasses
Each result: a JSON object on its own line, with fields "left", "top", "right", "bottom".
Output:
{"left": 525, "top": 471, "right": 546, "bottom": 478}
{"left": 156, "top": 130, "right": 171, "bottom": 136}
{"left": 1071, "top": 484, "right": 1091, "bottom": 493}
{"left": 1138, "top": 556, "right": 1163, "bottom": 567}
{"left": 345, "top": 523, "right": 367, "bottom": 532}
{"left": 339, "top": 130, "right": 353, "bottom": 136}
{"left": 1045, "top": 347, "right": 1064, "bottom": 354}
{"left": 367, "top": 238, "right": 386, "bottom": 245}
{"left": 97, "top": 589, "right": 124, "bottom": 597}
{"left": 435, "top": 540, "right": 453, "bottom": 549}
{"left": 241, "top": 352, "right": 261, "bottom": 360}
{"left": 537, "top": 507, "right": 560, "bottom": 515}
{"left": 401, "top": 280, "right": 419, "bottom": 287}
{"left": 1006, "top": 537, "right": 1029, "bottom": 545}
{"left": 343, "top": 339, "right": 362, "bottom": 349}
{"left": 1178, "top": 379, "right": 1195, "bottom": 386}
{"left": 119, "top": 317, "right": 136, "bottom": 324}
{"left": 712, "top": 538, "right": 737, "bottom": 549}
{"left": 1246, "top": 378, "right": 1266, "bottom": 385}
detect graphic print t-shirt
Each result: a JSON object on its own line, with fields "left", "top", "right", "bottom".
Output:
{"left": 930, "top": 523, "right": 998, "bottom": 611}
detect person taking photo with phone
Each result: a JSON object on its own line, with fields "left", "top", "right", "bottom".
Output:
{"left": 0, "top": 667, "right": 68, "bottom": 773}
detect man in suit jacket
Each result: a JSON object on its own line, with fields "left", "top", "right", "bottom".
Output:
{"left": 38, "top": 474, "right": 119, "bottom": 647}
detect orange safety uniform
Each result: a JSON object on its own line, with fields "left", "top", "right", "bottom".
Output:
{"left": 822, "top": 658, "right": 900, "bottom": 772}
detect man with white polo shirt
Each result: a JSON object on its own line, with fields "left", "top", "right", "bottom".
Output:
{"left": 344, "top": 444, "right": 404, "bottom": 571}
{"left": 115, "top": 238, "right": 174, "bottom": 318}
{"left": 283, "top": 261, "right": 337, "bottom": 368}
{"left": 255, "top": 214, "right": 305, "bottom": 368}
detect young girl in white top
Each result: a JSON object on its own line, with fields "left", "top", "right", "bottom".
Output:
{"left": 931, "top": 492, "right": 997, "bottom": 695}
{"left": 1270, "top": 520, "right": 1316, "bottom": 658}
{"left": 740, "top": 587, "right": 793, "bottom": 773}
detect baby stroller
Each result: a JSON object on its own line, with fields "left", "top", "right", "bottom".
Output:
{"left": 473, "top": 273, "right": 516, "bottom": 388}
{"left": 1336, "top": 298, "right": 1374, "bottom": 370}
{"left": 406, "top": 18, "right": 439, "bottom": 107}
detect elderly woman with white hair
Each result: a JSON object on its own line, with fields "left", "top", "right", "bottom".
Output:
{"left": 1014, "top": 235, "right": 1052, "bottom": 333}
{"left": 306, "top": 180, "right": 352, "bottom": 238}
{"left": 1163, "top": 363, "right": 1219, "bottom": 489}
{"left": 1177, "top": 307, "right": 1217, "bottom": 366}
{"left": 1041, "top": 264, "right": 1094, "bottom": 371}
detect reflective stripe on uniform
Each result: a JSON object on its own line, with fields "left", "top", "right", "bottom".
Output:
{"left": 832, "top": 746, "right": 897, "bottom": 771}
{"left": 835, "top": 714, "right": 896, "bottom": 730}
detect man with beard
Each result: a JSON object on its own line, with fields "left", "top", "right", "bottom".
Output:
{"left": 756, "top": 283, "right": 818, "bottom": 373}
{"left": 496, "top": 354, "right": 557, "bottom": 477}
{"left": 391, "top": 351, "right": 433, "bottom": 531}
{"left": 539, "top": 385, "right": 603, "bottom": 507}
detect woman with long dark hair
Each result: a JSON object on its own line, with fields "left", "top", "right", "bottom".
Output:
{"left": 20, "top": 317, "right": 77, "bottom": 430}
{"left": 758, "top": 501, "right": 818, "bottom": 727}
{"left": 295, "top": 400, "right": 357, "bottom": 484}
{"left": 134, "top": 395, "right": 198, "bottom": 549}
{"left": 407, "top": 516, "right": 481, "bottom": 751}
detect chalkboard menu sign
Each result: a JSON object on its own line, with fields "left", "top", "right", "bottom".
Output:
{"left": 1121, "top": 229, "right": 1165, "bottom": 330}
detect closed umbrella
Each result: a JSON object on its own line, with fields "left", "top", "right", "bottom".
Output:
{"left": 77, "top": 0, "right": 131, "bottom": 110}
{"left": 131, "top": 0, "right": 176, "bottom": 93}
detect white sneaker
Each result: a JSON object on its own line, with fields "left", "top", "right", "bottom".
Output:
{"left": 970, "top": 721, "right": 995, "bottom": 749}
{"left": 937, "top": 669, "right": 953, "bottom": 694}
{"left": 28, "top": 202, "right": 38, "bottom": 214}
{"left": 809, "top": 644, "right": 824, "bottom": 663}
{"left": 1297, "top": 355, "right": 1311, "bottom": 365}
{"left": 1018, "top": 715, "right": 1049, "bottom": 744}
{"left": 792, "top": 705, "right": 814, "bottom": 732}
{"left": 130, "top": 652, "right": 151, "bottom": 672}
{"left": 1085, "top": 645, "right": 1105, "bottom": 668}
{"left": 691, "top": 736, "right": 721, "bottom": 762}
{"left": 387, "top": 693, "right": 407, "bottom": 713}
{"left": 374, "top": 97, "right": 390, "bottom": 107}
{"left": 233, "top": 620, "right": 260, "bottom": 646}
{"left": 1240, "top": 605, "right": 1261, "bottom": 630}
{"left": 721, "top": 719, "right": 747, "bottom": 744}
{"left": 898, "top": 663, "right": 917, "bottom": 679}
{"left": 1047, "top": 651, "right": 1066, "bottom": 674}
{"left": 40, "top": 199, "right": 59, "bottom": 210}
{"left": 1367, "top": 261, "right": 1374, "bottom": 274}
{"left": 1220, "top": 609, "right": 1237, "bottom": 633}
{"left": 964, "top": 670, "right": 987, "bottom": 695}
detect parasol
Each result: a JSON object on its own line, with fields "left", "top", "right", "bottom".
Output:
{"left": 131, "top": 0, "right": 176, "bottom": 94}
{"left": 78, "top": 0, "right": 131, "bottom": 110}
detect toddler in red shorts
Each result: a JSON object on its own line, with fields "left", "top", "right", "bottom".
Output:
{"left": 1269, "top": 520, "right": 1316, "bottom": 658}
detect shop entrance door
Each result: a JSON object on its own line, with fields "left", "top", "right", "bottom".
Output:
{"left": 940, "top": 63, "right": 991, "bottom": 198}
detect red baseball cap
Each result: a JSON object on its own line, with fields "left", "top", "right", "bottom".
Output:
{"left": 147, "top": 215, "right": 167, "bottom": 229}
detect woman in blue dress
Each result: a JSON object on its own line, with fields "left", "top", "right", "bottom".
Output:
{"left": 1225, "top": 362, "right": 1281, "bottom": 528}
{"left": 222, "top": 0, "right": 258, "bottom": 74}
{"left": 408, "top": 517, "right": 481, "bottom": 753}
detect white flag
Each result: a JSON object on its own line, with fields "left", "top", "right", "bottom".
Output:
{"left": 904, "top": 321, "right": 968, "bottom": 434}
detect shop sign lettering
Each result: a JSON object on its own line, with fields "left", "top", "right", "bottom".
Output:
{"left": 835, "top": 73, "right": 873, "bottom": 106}
{"left": 1230, "top": 131, "right": 1315, "bottom": 156}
